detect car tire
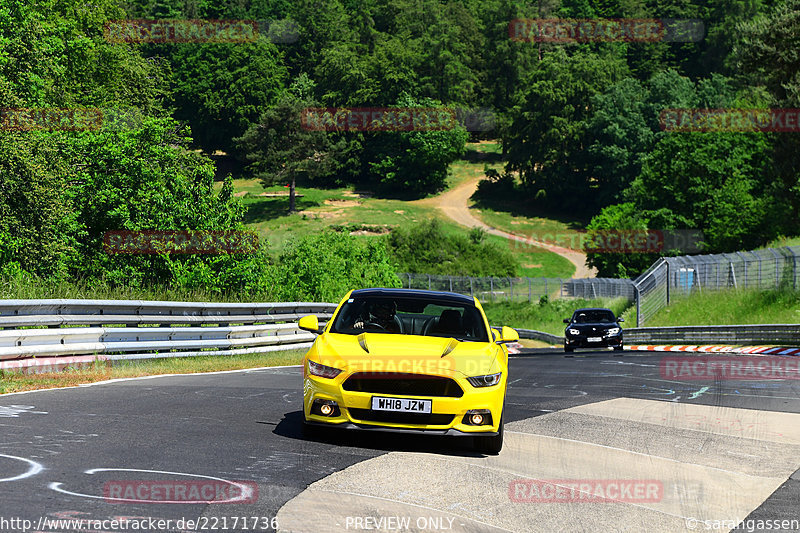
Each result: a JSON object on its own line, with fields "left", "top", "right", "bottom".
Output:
{"left": 475, "top": 416, "right": 504, "bottom": 455}
{"left": 613, "top": 345, "right": 624, "bottom": 352}
{"left": 564, "top": 345, "right": 574, "bottom": 353}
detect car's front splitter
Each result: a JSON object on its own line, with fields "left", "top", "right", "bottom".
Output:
{"left": 303, "top": 419, "right": 499, "bottom": 437}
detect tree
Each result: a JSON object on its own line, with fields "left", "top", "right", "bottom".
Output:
{"left": 169, "top": 40, "right": 288, "bottom": 156}
{"left": 236, "top": 86, "right": 343, "bottom": 213}
{"left": 363, "top": 95, "right": 469, "bottom": 197}
{"left": 504, "top": 47, "right": 629, "bottom": 209}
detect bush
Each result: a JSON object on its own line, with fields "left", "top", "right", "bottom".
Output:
{"left": 269, "top": 231, "right": 401, "bottom": 302}
{"left": 387, "top": 219, "right": 517, "bottom": 277}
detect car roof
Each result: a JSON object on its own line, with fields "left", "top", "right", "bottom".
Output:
{"left": 350, "top": 288, "right": 476, "bottom": 305}
{"left": 572, "top": 308, "right": 615, "bottom": 313}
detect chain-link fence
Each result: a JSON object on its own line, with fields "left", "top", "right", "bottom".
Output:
{"left": 401, "top": 245, "right": 800, "bottom": 325}
{"left": 633, "top": 246, "right": 800, "bottom": 326}
{"left": 398, "top": 273, "right": 565, "bottom": 303}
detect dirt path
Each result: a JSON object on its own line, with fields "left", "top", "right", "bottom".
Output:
{"left": 417, "top": 177, "right": 596, "bottom": 278}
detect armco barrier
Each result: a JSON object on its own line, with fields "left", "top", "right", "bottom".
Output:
{"left": 0, "top": 300, "right": 338, "bottom": 365}
{"left": 515, "top": 325, "right": 800, "bottom": 348}
{"left": 622, "top": 324, "right": 800, "bottom": 346}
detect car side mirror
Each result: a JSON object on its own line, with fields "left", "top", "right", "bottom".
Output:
{"left": 563, "top": 318, "right": 570, "bottom": 324}
{"left": 298, "top": 314, "right": 321, "bottom": 333}
{"left": 498, "top": 326, "right": 519, "bottom": 344}
{"left": 617, "top": 317, "right": 625, "bottom": 323}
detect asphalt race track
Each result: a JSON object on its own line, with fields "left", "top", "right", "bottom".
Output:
{"left": 1, "top": 350, "right": 800, "bottom": 533}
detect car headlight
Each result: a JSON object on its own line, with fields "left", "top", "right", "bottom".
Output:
{"left": 308, "top": 360, "right": 342, "bottom": 379}
{"left": 467, "top": 372, "right": 502, "bottom": 387}
{"left": 606, "top": 327, "right": 621, "bottom": 335}
{"left": 568, "top": 328, "right": 580, "bottom": 335}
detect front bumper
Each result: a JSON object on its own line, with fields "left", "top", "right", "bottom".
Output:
{"left": 564, "top": 333, "right": 623, "bottom": 348}
{"left": 303, "top": 373, "right": 505, "bottom": 435}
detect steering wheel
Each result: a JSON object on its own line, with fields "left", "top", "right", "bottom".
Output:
{"left": 363, "top": 321, "right": 388, "bottom": 331}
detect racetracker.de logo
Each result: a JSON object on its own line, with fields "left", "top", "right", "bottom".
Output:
{"left": 300, "top": 107, "right": 496, "bottom": 132}
{"left": 0, "top": 107, "right": 103, "bottom": 131}
{"left": 103, "top": 480, "right": 257, "bottom": 504}
{"left": 509, "top": 229, "right": 704, "bottom": 254}
{"left": 660, "top": 356, "right": 800, "bottom": 380}
{"left": 660, "top": 108, "right": 800, "bottom": 132}
{"left": 509, "top": 479, "right": 663, "bottom": 503}
{"left": 105, "top": 19, "right": 258, "bottom": 43}
{"left": 508, "top": 18, "right": 704, "bottom": 43}
{"left": 103, "top": 230, "right": 259, "bottom": 255}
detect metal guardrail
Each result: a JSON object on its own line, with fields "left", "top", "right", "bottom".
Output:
{"left": 515, "top": 328, "right": 564, "bottom": 345}
{"left": 515, "top": 325, "right": 800, "bottom": 347}
{"left": 622, "top": 325, "right": 800, "bottom": 346}
{"left": 0, "top": 300, "right": 338, "bottom": 363}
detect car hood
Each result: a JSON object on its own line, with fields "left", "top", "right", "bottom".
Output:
{"left": 313, "top": 332, "right": 501, "bottom": 378}
{"left": 567, "top": 323, "right": 619, "bottom": 330}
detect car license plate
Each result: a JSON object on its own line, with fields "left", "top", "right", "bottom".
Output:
{"left": 587, "top": 337, "right": 602, "bottom": 343}
{"left": 371, "top": 397, "right": 432, "bottom": 413}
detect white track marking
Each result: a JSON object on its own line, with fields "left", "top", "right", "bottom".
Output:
{"left": 49, "top": 468, "right": 254, "bottom": 504}
{"left": 0, "top": 365, "right": 302, "bottom": 397}
{"left": 0, "top": 454, "right": 44, "bottom": 483}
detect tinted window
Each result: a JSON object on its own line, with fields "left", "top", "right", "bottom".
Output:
{"left": 330, "top": 296, "right": 489, "bottom": 342}
{"left": 572, "top": 310, "right": 616, "bottom": 323}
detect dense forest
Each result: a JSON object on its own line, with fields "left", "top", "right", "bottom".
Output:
{"left": 1, "top": 0, "right": 798, "bottom": 293}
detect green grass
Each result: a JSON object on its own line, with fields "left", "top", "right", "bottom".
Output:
{"left": 0, "top": 276, "right": 267, "bottom": 301}
{"left": 217, "top": 142, "right": 575, "bottom": 278}
{"left": 0, "top": 349, "right": 306, "bottom": 395}
{"left": 643, "top": 287, "right": 800, "bottom": 327}
{"left": 475, "top": 207, "right": 587, "bottom": 251}
{"left": 483, "top": 297, "right": 631, "bottom": 335}
{"left": 764, "top": 235, "right": 800, "bottom": 249}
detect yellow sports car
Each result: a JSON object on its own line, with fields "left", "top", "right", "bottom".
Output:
{"left": 298, "top": 288, "right": 518, "bottom": 454}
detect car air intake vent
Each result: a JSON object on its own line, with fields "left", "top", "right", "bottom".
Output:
{"left": 342, "top": 372, "right": 464, "bottom": 397}
{"left": 348, "top": 408, "right": 455, "bottom": 425}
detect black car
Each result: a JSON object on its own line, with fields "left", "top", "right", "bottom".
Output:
{"left": 563, "top": 308, "right": 624, "bottom": 352}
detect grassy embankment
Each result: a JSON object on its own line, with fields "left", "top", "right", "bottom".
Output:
{"left": 222, "top": 142, "right": 575, "bottom": 278}
{"left": 0, "top": 350, "right": 307, "bottom": 395}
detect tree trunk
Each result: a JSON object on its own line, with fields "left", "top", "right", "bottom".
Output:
{"left": 289, "top": 177, "right": 297, "bottom": 213}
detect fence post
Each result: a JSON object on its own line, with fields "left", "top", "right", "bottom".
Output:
{"left": 469, "top": 277, "right": 474, "bottom": 296}
{"left": 559, "top": 279, "right": 563, "bottom": 298}
{"left": 449, "top": 276, "right": 453, "bottom": 293}
{"left": 490, "top": 278, "right": 494, "bottom": 303}
{"left": 428, "top": 274, "right": 431, "bottom": 290}
{"left": 529, "top": 278, "right": 533, "bottom": 302}
{"left": 666, "top": 261, "right": 670, "bottom": 305}
{"left": 509, "top": 277, "right": 513, "bottom": 302}
{"left": 635, "top": 285, "right": 641, "bottom": 327}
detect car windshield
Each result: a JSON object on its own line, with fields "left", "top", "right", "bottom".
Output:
{"left": 330, "top": 296, "right": 490, "bottom": 342}
{"left": 573, "top": 310, "right": 616, "bottom": 323}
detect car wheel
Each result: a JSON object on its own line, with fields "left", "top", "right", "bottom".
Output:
{"left": 613, "top": 345, "right": 624, "bottom": 352}
{"left": 475, "top": 416, "right": 504, "bottom": 455}
{"left": 564, "top": 345, "right": 574, "bottom": 353}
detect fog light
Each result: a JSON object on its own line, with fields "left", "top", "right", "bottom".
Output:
{"left": 462, "top": 409, "right": 492, "bottom": 426}
{"left": 311, "top": 399, "right": 340, "bottom": 417}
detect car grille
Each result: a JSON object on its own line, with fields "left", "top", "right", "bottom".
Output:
{"left": 348, "top": 408, "right": 455, "bottom": 426}
{"left": 342, "top": 372, "right": 464, "bottom": 398}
